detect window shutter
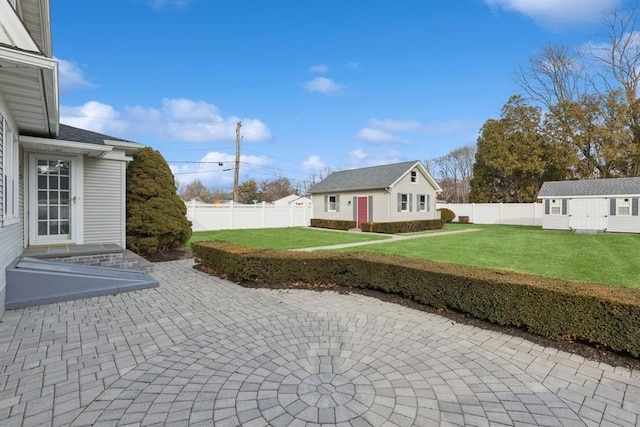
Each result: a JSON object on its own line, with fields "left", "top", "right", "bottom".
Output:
{"left": 409, "top": 194, "right": 413, "bottom": 212}
{"left": 561, "top": 199, "right": 567, "bottom": 215}
{"left": 427, "top": 194, "right": 431, "bottom": 212}
{"left": 353, "top": 197, "right": 357, "bottom": 221}
{"left": 336, "top": 195, "right": 340, "bottom": 212}
{"left": 544, "top": 199, "right": 549, "bottom": 215}
{"left": 368, "top": 196, "right": 373, "bottom": 221}
{"left": 632, "top": 198, "right": 639, "bottom": 216}
{"left": 610, "top": 198, "right": 616, "bottom": 216}
{"left": 397, "top": 193, "right": 402, "bottom": 212}
{"left": 324, "top": 195, "right": 328, "bottom": 212}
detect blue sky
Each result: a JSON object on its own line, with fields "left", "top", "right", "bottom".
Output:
{"left": 52, "top": 0, "right": 625, "bottom": 190}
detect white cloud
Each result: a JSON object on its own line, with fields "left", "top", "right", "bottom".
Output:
{"left": 170, "top": 151, "right": 271, "bottom": 188}
{"left": 55, "top": 57, "right": 94, "bottom": 94}
{"left": 357, "top": 128, "right": 396, "bottom": 143}
{"left": 369, "top": 118, "right": 424, "bottom": 132}
{"left": 309, "top": 64, "right": 329, "bottom": 73}
{"left": 356, "top": 118, "right": 424, "bottom": 143}
{"left": 302, "top": 155, "right": 326, "bottom": 171}
{"left": 61, "top": 98, "right": 272, "bottom": 142}
{"left": 484, "top": 0, "right": 621, "bottom": 25}
{"left": 346, "top": 149, "right": 403, "bottom": 169}
{"left": 305, "top": 77, "right": 343, "bottom": 95}
{"left": 61, "top": 101, "right": 128, "bottom": 134}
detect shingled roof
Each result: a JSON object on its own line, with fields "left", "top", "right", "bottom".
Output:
{"left": 309, "top": 161, "right": 430, "bottom": 193}
{"left": 57, "top": 124, "right": 133, "bottom": 145}
{"left": 538, "top": 177, "right": 640, "bottom": 197}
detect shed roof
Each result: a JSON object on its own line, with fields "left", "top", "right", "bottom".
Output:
{"left": 538, "top": 177, "right": 640, "bottom": 198}
{"left": 309, "top": 160, "right": 438, "bottom": 193}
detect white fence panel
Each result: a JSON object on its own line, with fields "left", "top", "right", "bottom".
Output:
{"left": 186, "top": 201, "right": 312, "bottom": 231}
{"left": 436, "top": 203, "right": 543, "bottom": 226}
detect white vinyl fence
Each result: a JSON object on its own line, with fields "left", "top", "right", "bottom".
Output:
{"left": 186, "top": 201, "right": 312, "bottom": 231}
{"left": 436, "top": 203, "right": 543, "bottom": 226}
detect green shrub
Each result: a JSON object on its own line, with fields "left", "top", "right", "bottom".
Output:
{"left": 193, "top": 241, "right": 640, "bottom": 357}
{"left": 361, "top": 220, "right": 444, "bottom": 234}
{"left": 437, "top": 207, "right": 456, "bottom": 223}
{"left": 126, "top": 147, "right": 192, "bottom": 256}
{"left": 310, "top": 218, "right": 356, "bottom": 230}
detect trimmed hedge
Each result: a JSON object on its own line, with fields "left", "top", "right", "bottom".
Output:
{"left": 437, "top": 207, "right": 456, "bottom": 223}
{"left": 310, "top": 218, "right": 356, "bottom": 230}
{"left": 193, "top": 241, "right": 640, "bottom": 357}
{"left": 361, "top": 219, "right": 444, "bottom": 234}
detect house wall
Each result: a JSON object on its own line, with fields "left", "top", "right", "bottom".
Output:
{"left": 0, "top": 110, "right": 24, "bottom": 318}
{"left": 387, "top": 169, "right": 439, "bottom": 222}
{"left": 83, "top": 154, "right": 126, "bottom": 246}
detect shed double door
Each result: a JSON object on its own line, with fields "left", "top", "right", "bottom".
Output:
{"left": 569, "top": 199, "right": 607, "bottom": 230}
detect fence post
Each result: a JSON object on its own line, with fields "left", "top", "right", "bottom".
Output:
{"left": 229, "top": 201, "right": 234, "bottom": 229}
{"left": 191, "top": 199, "right": 196, "bottom": 231}
{"left": 262, "top": 201, "right": 267, "bottom": 227}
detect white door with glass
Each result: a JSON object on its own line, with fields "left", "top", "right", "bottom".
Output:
{"left": 30, "top": 156, "right": 76, "bottom": 245}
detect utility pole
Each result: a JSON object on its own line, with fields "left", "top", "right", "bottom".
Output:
{"left": 232, "top": 121, "right": 242, "bottom": 203}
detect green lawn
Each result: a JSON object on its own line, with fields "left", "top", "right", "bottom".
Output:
{"left": 188, "top": 227, "right": 390, "bottom": 250}
{"left": 342, "top": 224, "right": 640, "bottom": 288}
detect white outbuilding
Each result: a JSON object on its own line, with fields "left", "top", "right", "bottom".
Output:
{"left": 538, "top": 177, "right": 640, "bottom": 233}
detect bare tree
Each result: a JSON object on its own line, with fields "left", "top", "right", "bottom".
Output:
{"left": 299, "top": 167, "right": 334, "bottom": 195}
{"left": 515, "top": 43, "right": 592, "bottom": 109}
{"left": 432, "top": 145, "right": 476, "bottom": 203}
{"left": 179, "top": 179, "right": 212, "bottom": 202}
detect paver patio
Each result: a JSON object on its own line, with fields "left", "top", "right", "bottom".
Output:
{"left": 0, "top": 259, "right": 638, "bottom": 426}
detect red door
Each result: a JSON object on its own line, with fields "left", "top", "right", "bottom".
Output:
{"left": 357, "top": 196, "right": 368, "bottom": 227}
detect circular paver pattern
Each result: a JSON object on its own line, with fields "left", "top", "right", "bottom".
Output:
{"left": 72, "top": 312, "right": 586, "bottom": 426}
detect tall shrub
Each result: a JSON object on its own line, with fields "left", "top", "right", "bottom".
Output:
{"left": 126, "top": 147, "right": 192, "bottom": 256}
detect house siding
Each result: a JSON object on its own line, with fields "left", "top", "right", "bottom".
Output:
{"left": 608, "top": 217, "right": 640, "bottom": 233}
{"left": 388, "top": 168, "right": 439, "bottom": 222}
{"left": 83, "top": 157, "right": 125, "bottom": 246}
{"left": 0, "top": 117, "right": 24, "bottom": 317}
{"left": 312, "top": 190, "right": 388, "bottom": 222}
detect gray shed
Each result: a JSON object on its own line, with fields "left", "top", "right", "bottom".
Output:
{"left": 537, "top": 177, "right": 640, "bottom": 232}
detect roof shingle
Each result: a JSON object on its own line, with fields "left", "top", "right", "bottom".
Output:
{"left": 538, "top": 177, "right": 640, "bottom": 197}
{"left": 309, "top": 161, "right": 422, "bottom": 193}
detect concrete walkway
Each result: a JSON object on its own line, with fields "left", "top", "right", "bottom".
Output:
{"left": 0, "top": 260, "right": 638, "bottom": 426}
{"left": 294, "top": 228, "right": 482, "bottom": 252}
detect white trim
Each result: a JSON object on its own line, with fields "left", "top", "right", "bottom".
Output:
{"left": 27, "top": 154, "right": 84, "bottom": 246}
{"left": 104, "top": 139, "right": 144, "bottom": 156}
{"left": 0, "top": 45, "right": 57, "bottom": 70}
{"left": 389, "top": 161, "right": 443, "bottom": 193}
{"left": 20, "top": 135, "right": 112, "bottom": 157}
{"left": 0, "top": 0, "right": 41, "bottom": 53}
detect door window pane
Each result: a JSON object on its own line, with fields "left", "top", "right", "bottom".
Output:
{"left": 49, "top": 176, "right": 58, "bottom": 189}
{"left": 60, "top": 221, "right": 69, "bottom": 234}
{"left": 49, "top": 222, "right": 59, "bottom": 235}
{"left": 38, "top": 191, "right": 47, "bottom": 204}
{"left": 38, "top": 221, "right": 48, "bottom": 236}
{"left": 49, "top": 206, "right": 58, "bottom": 220}
{"left": 49, "top": 191, "right": 58, "bottom": 203}
{"left": 60, "top": 206, "right": 69, "bottom": 220}
{"left": 38, "top": 206, "right": 47, "bottom": 220}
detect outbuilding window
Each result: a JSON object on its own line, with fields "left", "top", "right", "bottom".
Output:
{"left": 398, "top": 193, "right": 413, "bottom": 212}
{"left": 328, "top": 195, "right": 337, "bottom": 212}
{"left": 410, "top": 171, "right": 417, "bottom": 183}
{"left": 418, "top": 194, "right": 426, "bottom": 212}
{"left": 550, "top": 199, "right": 561, "bottom": 215}
{"left": 618, "top": 198, "right": 630, "bottom": 216}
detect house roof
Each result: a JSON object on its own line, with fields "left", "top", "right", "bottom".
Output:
{"left": 309, "top": 160, "right": 440, "bottom": 193}
{"left": 538, "top": 177, "right": 640, "bottom": 198}
{"left": 57, "top": 124, "right": 133, "bottom": 145}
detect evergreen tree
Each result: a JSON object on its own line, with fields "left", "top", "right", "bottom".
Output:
{"left": 126, "top": 147, "right": 192, "bottom": 256}
{"left": 470, "top": 96, "right": 546, "bottom": 203}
